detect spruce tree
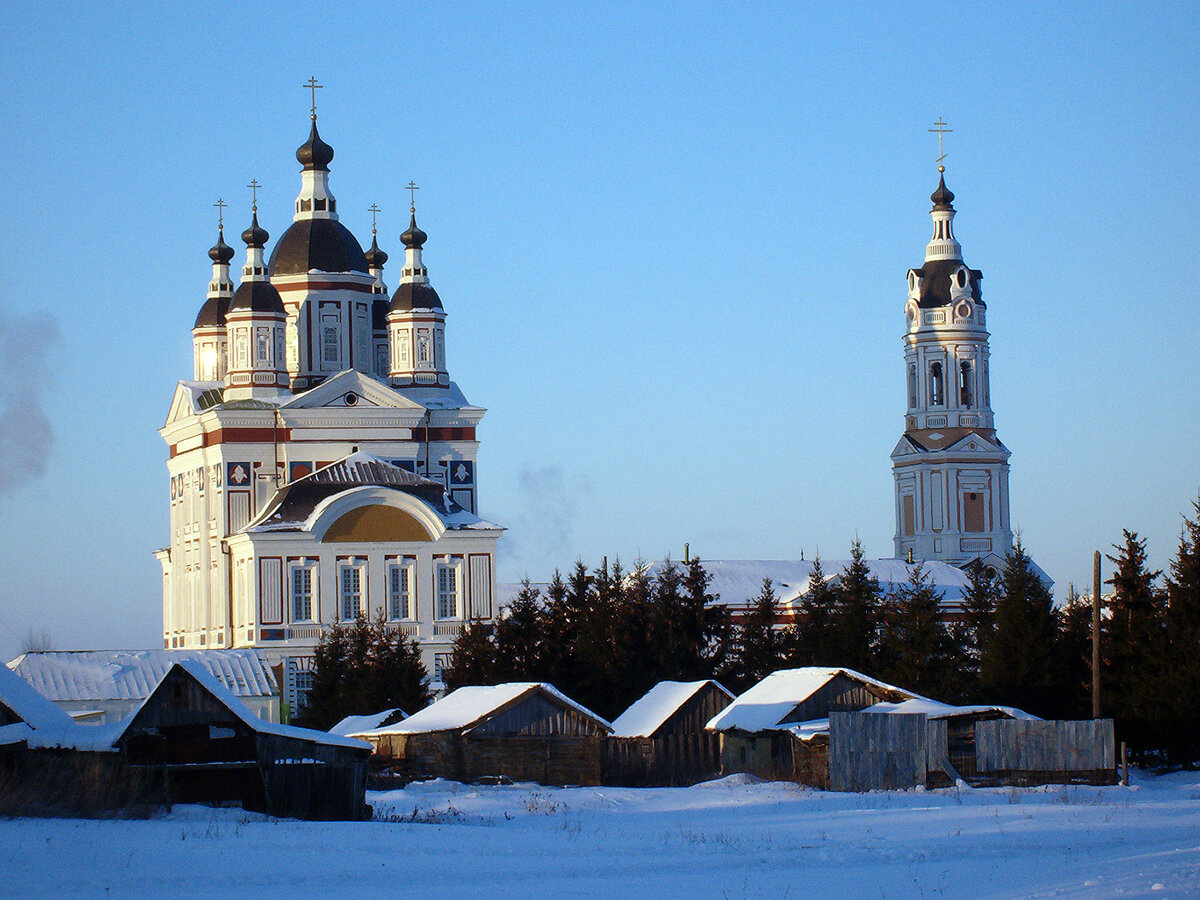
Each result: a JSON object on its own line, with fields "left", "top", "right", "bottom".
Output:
{"left": 369, "top": 612, "right": 432, "bottom": 714}
{"left": 492, "top": 579, "right": 546, "bottom": 682}
{"left": 791, "top": 556, "right": 838, "bottom": 667}
{"left": 1053, "top": 585, "right": 1093, "bottom": 720}
{"left": 958, "top": 558, "right": 998, "bottom": 699}
{"left": 682, "top": 556, "right": 732, "bottom": 680}
{"left": 980, "top": 539, "right": 1059, "bottom": 716}
{"left": 730, "top": 578, "right": 784, "bottom": 692}
{"left": 1164, "top": 500, "right": 1200, "bottom": 761}
{"left": 831, "top": 540, "right": 882, "bottom": 674}
{"left": 1104, "top": 530, "right": 1165, "bottom": 754}
{"left": 443, "top": 619, "right": 497, "bottom": 690}
{"left": 878, "top": 562, "right": 954, "bottom": 699}
{"left": 296, "top": 621, "right": 350, "bottom": 729}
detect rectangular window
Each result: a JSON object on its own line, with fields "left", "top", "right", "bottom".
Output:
{"left": 291, "top": 565, "right": 313, "bottom": 621}
{"left": 433, "top": 653, "right": 451, "bottom": 685}
{"left": 340, "top": 563, "right": 363, "bottom": 620}
{"left": 436, "top": 561, "right": 459, "bottom": 619}
{"left": 323, "top": 325, "right": 340, "bottom": 365}
{"left": 388, "top": 562, "right": 411, "bottom": 620}
{"left": 235, "top": 331, "right": 248, "bottom": 367}
{"left": 256, "top": 327, "right": 270, "bottom": 363}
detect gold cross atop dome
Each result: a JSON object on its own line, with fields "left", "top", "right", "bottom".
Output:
{"left": 304, "top": 76, "right": 322, "bottom": 118}
{"left": 929, "top": 117, "right": 953, "bottom": 172}
{"left": 247, "top": 179, "right": 261, "bottom": 212}
{"left": 369, "top": 203, "right": 381, "bottom": 234}
{"left": 406, "top": 181, "right": 419, "bottom": 214}
{"left": 214, "top": 198, "right": 227, "bottom": 228}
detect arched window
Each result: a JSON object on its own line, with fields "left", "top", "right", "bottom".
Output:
{"left": 930, "top": 362, "right": 944, "bottom": 406}
{"left": 960, "top": 360, "right": 973, "bottom": 408}
{"left": 907, "top": 364, "right": 917, "bottom": 409}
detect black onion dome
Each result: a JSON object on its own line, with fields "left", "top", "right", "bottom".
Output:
{"left": 209, "top": 227, "right": 235, "bottom": 264}
{"left": 931, "top": 174, "right": 955, "bottom": 209}
{"left": 364, "top": 234, "right": 389, "bottom": 269}
{"left": 242, "top": 213, "right": 269, "bottom": 248}
{"left": 390, "top": 281, "right": 443, "bottom": 312}
{"left": 194, "top": 296, "right": 230, "bottom": 329}
{"left": 228, "top": 280, "right": 285, "bottom": 315}
{"left": 269, "top": 219, "right": 368, "bottom": 275}
{"left": 296, "top": 119, "right": 334, "bottom": 171}
{"left": 911, "top": 258, "right": 984, "bottom": 309}
{"left": 401, "top": 213, "right": 427, "bottom": 249}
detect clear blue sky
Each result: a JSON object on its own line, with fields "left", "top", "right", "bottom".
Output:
{"left": 0, "top": 1, "right": 1197, "bottom": 659}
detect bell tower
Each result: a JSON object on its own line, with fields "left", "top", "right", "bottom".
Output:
{"left": 892, "top": 135, "right": 1012, "bottom": 566}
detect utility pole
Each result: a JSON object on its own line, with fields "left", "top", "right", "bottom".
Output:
{"left": 1092, "top": 550, "right": 1102, "bottom": 718}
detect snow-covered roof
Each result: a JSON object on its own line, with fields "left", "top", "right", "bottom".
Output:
{"left": 641, "top": 559, "right": 973, "bottom": 609}
{"left": 862, "top": 698, "right": 1039, "bottom": 721}
{"left": 162, "top": 661, "right": 369, "bottom": 751}
{"left": 611, "top": 681, "right": 734, "bottom": 738}
{"left": 7, "top": 649, "right": 278, "bottom": 702}
{"left": 330, "top": 708, "right": 407, "bottom": 737}
{"left": 246, "top": 453, "right": 503, "bottom": 534}
{"left": 0, "top": 664, "right": 126, "bottom": 751}
{"left": 355, "top": 683, "right": 612, "bottom": 737}
{"left": 706, "top": 668, "right": 921, "bottom": 733}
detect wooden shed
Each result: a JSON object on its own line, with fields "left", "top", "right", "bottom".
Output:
{"left": 116, "top": 662, "right": 371, "bottom": 820}
{"left": 353, "top": 683, "right": 612, "bottom": 786}
{"left": 706, "top": 667, "right": 919, "bottom": 787}
{"left": 605, "top": 680, "right": 734, "bottom": 786}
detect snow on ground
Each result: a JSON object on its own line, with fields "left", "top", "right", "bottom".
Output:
{"left": 2, "top": 771, "right": 1199, "bottom": 898}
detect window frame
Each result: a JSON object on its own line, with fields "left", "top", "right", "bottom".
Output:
{"left": 289, "top": 561, "right": 315, "bottom": 623}
{"left": 339, "top": 561, "right": 365, "bottom": 621}
{"left": 436, "top": 560, "right": 460, "bottom": 620}
{"left": 388, "top": 559, "right": 413, "bottom": 621}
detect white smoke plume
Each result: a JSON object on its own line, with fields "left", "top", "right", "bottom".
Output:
{"left": 0, "top": 304, "right": 59, "bottom": 499}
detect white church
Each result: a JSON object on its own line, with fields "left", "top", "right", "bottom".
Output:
{"left": 156, "top": 105, "right": 502, "bottom": 711}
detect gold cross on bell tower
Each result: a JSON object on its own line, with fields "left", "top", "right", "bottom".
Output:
{"left": 304, "top": 76, "right": 322, "bottom": 118}
{"left": 369, "top": 203, "right": 381, "bottom": 234}
{"left": 247, "top": 179, "right": 261, "bottom": 212}
{"left": 406, "top": 181, "right": 419, "bottom": 214}
{"left": 214, "top": 198, "right": 227, "bottom": 228}
{"left": 929, "top": 117, "right": 952, "bottom": 172}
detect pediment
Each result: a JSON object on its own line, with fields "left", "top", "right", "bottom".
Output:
{"left": 944, "top": 432, "right": 1003, "bottom": 454}
{"left": 890, "top": 435, "right": 926, "bottom": 459}
{"left": 281, "top": 370, "right": 424, "bottom": 411}
{"left": 164, "top": 381, "right": 222, "bottom": 426}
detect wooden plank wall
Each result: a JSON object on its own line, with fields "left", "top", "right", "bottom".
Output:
{"left": 976, "top": 719, "right": 1115, "bottom": 774}
{"left": 603, "top": 733, "right": 722, "bottom": 786}
{"left": 829, "top": 712, "right": 928, "bottom": 792}
{"left": 470, "top": 693, "right": 606, "bottom": 738}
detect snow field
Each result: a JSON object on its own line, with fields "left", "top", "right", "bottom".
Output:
{"left": 1, "top": 771, "right": 1198, "bottom": 898}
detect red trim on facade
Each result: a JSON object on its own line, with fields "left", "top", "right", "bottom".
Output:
{"left": 424, "top": 427, "right": 475, "bottom": 441}
{"left": 275, "top": 280, "right": 375, "bottom": 294}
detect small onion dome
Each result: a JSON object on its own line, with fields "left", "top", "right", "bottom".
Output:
{"left": 209, "top": 226, "right": 235, "bottom": 264}
{"left": 401, "top": 213, "right": 427, "bottom": 250}
{"left": 228, "top": 280, "right": 285, "bottom": 315}
{"left": 242, "top": 212, "right": 269, "bottom": 249}
{"left": 269, "top": 218, "right": 368, "bottom": 275}
{"left": 364, "top": 234, "right": 389, "bottom": 269}
{"left": 296, "top": 119, "right": 334, "bottom": 171}
{"left": 390, "top": 280, "right": 443, "bottom": 312}
{"left": 194, "top": 296, "right": 230, "bottom": 329}
{"left": 931, "top": 173, "right": 955, "bottom": 209}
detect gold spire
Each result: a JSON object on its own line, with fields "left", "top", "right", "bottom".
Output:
{"left": 929, "top": 117, "right": 952, "bottom": 173}
{"left": 246, "top": 179, "right": 261, "bottom": 213}
{"left": 369, "top": 203, "right": 381, "bottom": 236}
{"left": 213, "top": 198, "right": 227, "bottom": 228}
{"left": 303, "top": 76, "right": 322, "bottom": 120}
{"left": 407, "top": 180, "right": 419, "bottom": 214}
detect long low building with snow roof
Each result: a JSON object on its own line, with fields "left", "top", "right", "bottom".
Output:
{"left": 7, "top": 648, "right": 279, "bottom": 724}
{"left": 353, "top": 683, "right": 612, "bottom": 786}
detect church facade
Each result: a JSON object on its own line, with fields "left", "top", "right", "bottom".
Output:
{"left": 891, "top": 169, "right": 1013, "bottom": 571}
{"left": 157, "top": 108, "right": 501, "bottom": 712}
